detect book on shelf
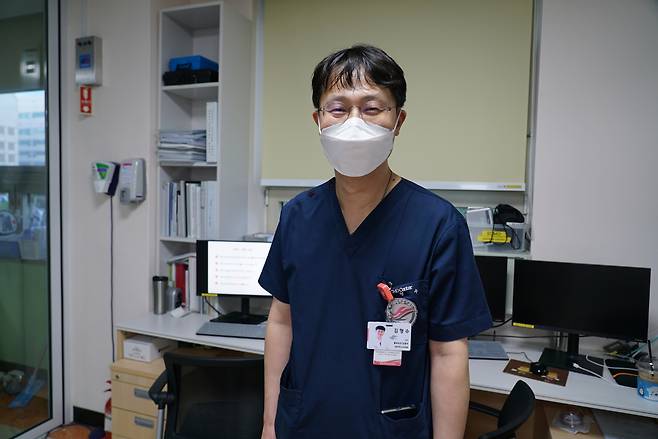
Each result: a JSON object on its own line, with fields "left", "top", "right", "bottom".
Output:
{"left": 167, "top": 252, "right": 200, "bottom": 312}
{"left": 206, "top": 102, "right": 218, "bottom": 163}
{"left": 161, "top": 180, "right": 218, "bottom": 240}
{"left": 188, "top": 255, "right": 199, "bottom": 312}
{"left": 176, "top": 180, "right": 186, "bottom": 237}
{"left": 203, "top": 180, "right": 219, "bottom": 238}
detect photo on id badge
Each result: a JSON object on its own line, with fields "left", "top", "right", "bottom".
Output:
{"left": 367, "top": 322, "right": 411, "bottom": 351}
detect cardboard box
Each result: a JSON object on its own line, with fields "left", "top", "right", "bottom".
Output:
{"left": 123, "top": 335, "right": 177, "bottom": 362}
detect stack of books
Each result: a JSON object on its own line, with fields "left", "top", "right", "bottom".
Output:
{"left": 161, "top": 180, "right": 219, "bottom": 239}
{"left": 158, "top": 129, "right": 207, "bottom": 162}
{"left": 157, "top": 102, "right": 218, "bottom": 163}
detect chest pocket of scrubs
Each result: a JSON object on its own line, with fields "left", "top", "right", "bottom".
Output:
{"left": 389, "top": 279, "right": 429, "bottom": 346}
{"left": 378, "top": 279, "right": 430, "bottom": 436}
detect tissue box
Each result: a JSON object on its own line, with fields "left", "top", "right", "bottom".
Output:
{"left": 123, "top": 335, "right": 177, "bottom": 362}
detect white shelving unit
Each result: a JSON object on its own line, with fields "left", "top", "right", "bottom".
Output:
{"left": 162, "top": 82, "right": 219, "bottom": 100}
{"left": 156, "top": 1, "right": 252, "bottom": 274}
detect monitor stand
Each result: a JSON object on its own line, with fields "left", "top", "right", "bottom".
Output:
{"left": 209, "top": 297, "right": 267, "bottom": 325}
{"left": 539, "top": 333, "right": 604, "bottom": 377}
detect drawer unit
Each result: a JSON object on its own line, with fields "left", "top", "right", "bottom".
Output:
{"left": 112, "top": 379, "right": 158, "bottom": 417}
{"left": 111, "top": 358, "right": 164, "bottom": 439}
{"left": 112, "top": 407, "right": 157, "bottom": 439}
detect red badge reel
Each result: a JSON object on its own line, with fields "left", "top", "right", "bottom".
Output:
{"left": 377, "top": 283, "right": 394, "bottom": 302}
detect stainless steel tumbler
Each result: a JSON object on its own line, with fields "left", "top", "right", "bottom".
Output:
{"left": 152, "top": 276, "right": 168, "bottom": 314}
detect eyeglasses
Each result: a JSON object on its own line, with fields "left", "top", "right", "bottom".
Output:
{"left": 318, "top": 104, "right": 395, "bottom": 124}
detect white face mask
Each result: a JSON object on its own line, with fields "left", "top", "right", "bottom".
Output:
{"left": 318, "top": 114, "right": 400, "bottom": 177}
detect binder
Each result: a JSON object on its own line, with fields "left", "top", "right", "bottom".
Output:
{"left": 175, "top": 263, "right": 186, "bottom": 299}
{"left": 188, "top": 256, "right": 200, "bottom": 312}
{"left": 206, "top": 102, "right": 218, "bottom": 163}
{"left": 205, "top": 181, "right": 219, "bottom": 238}
{"left": 160, "top": 182, "right": 169, "bottom": 236}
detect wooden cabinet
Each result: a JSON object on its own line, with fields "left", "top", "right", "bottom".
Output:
{"left": 112, "top": 408, "right": 158, "bottom": 439}
{"left": 110, "top": 358, "right": 164, "bottom": 439}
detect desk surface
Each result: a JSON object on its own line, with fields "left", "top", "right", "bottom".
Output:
{"left": 470, "top": 351, "right": 658, "bottom": 419}
{"left": 116, "top": 313, "right": 264, "bottom": 355}
{"left": 117, "top": 314, "right": 658, "bottom": 419}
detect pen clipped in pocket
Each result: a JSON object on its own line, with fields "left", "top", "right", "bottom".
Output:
{"left": 380, "top": 404, "right": 417, "bottom": 420}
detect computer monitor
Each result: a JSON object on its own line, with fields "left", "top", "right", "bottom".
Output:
{"left": 196, "top": 240, "right": 272, "bottom": 324}
{"left": 513, "top": 259, "right": 650, "bottom": 375}
{"left": 474, "top": 256, "right": 508, "bottom": 322}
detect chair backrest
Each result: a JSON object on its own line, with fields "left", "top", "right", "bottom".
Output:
{"left": 481, "top": 380, "right": 535, "bottom": 439}
{"left": 163, "top": 351, "right": 264, "bottom": 439}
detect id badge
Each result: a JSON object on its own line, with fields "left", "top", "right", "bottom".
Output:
{"left": 366, "top": 321, "right": 412, "bottom": 351}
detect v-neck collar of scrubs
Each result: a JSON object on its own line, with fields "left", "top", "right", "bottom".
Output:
{"left": 329, "top": 177, "right": 408, "bottom": 254}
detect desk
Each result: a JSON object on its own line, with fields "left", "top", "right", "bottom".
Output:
{"left": 470, "top": 348, "right": 658, "bottom": 419}
{"left": 116, "top": 314, "right": 658, "bottom": 420}
{"left": 116, "top": 313, "right": 264, "bottom": 357}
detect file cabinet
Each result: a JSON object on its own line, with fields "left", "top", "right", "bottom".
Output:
{"left": 110, "top": 358, "right": 164, "bottom": 439}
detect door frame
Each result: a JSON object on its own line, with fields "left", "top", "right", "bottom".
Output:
{"left": 19, "top": 0, "right": 65, "bottom": 436}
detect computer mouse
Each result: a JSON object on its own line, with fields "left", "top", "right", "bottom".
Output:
{"left": 530, "top": 362, "right": 548, "bottom": 376}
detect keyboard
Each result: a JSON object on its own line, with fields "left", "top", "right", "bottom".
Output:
{"left": 468, "top": 340, "right": 509, "bottom": 360}
{"left": 196, "top": 321, "right": 267, "bottom": 339}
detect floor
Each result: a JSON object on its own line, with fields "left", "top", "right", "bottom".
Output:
{"left": 0, "top": 391, "right": 49, "bottom": 438}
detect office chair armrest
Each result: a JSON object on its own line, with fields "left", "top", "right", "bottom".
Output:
{"left": 469, "top": 401, "right": 501, "bottom": 418}
{"left": 148, "top": 370, "right": 174, "bottom": 409}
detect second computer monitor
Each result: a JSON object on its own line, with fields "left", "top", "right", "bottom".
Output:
{"left": 475, "top": 255, "right": 508, "bottom": 322}
{"left": 512, "top": 259, "right": 650, "bottom": 341}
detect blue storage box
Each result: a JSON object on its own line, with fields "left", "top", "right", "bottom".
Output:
{"left": 169, "top": 55, "right": 218, "bottom": 72}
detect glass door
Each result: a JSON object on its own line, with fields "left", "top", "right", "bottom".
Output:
{"left": 0, "top": 0, "right": 63, "bottom": 437}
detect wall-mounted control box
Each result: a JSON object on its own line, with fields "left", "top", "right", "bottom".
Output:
{"left": 75, "top": 36, "right": 102, "bottom": 85}
{"left": 118, "top": 159, "right": 146, "bottom": 204}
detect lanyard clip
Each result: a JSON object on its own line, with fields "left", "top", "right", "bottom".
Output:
{"left": 377, "top": 282, "right": 394, "bottom": 302}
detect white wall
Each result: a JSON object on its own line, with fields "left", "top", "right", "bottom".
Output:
{"left": 61, "top": 0, "right": 255, "bottom": 416}
{"left": 531, "top": 0, "right": 658, "bottom": 336}
{"left": 62, "top": 0, "right": 161, "bottom": 415}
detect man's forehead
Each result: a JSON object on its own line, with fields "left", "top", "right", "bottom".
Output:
{"left": 322, "top": 81, "right": 389, "bottom": 101}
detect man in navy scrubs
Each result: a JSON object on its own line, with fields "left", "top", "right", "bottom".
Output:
{"left": 259, "top": 45, "right": 492, "bottom": 439}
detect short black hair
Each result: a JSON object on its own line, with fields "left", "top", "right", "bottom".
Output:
{"left": 376, "top": 325, "right": 385, "bottom": 331}
{"left": 311, "top": 44, "right": 406, "bottom": 109}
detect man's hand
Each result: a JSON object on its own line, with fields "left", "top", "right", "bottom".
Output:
{"left": 262, "top": 298, "right": 292, "bottom": 439}
{"left": 429, "top": 338, "right": 470, "bottom": 439}
{"left": 261, "top": 423, "right": 276, "bottom": 439}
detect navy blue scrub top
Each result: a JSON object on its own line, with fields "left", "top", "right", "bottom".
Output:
{"left": 259, "top": 178, "right": 492, "bottom": 439}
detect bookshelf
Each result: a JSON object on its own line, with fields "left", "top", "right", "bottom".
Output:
{"left": 162, "top": 82, "right": 219, "bottom": 100}
{"left": 156, "top": 1, "right": 252, "bottom": 275}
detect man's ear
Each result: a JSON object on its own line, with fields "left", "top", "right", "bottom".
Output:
{"left": 312, "top": 111, "right": 319, "bottom": 127}
{"left": 394, "top": 109, "right": 407, "bottom": 136}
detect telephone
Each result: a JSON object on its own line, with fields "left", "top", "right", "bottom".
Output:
{"left": 492, "top": 204, "right": 525, "bottom": 250}
{"left": 493, "top": 204, "right": 524, "bottom": 224}
{"left": 117, "top": 158, "right": 146, "bottom": 203}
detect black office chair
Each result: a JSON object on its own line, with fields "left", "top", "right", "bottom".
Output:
{"left": 469, "top": 380, "right": 535, "bottom": 439}
{"left": 149, "top": 351, "right": 264, "bottom": 439}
